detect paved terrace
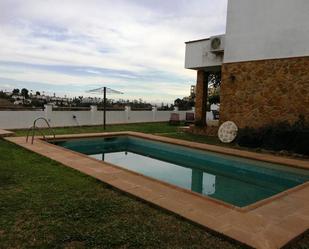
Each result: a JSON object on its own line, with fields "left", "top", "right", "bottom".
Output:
{"left": 5, "top": 132, "right": 309, "bottom": 249}
{"left": 0, "top": 128, "right": 14, "bottom": 137}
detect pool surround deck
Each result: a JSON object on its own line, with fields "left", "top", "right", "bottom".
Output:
{"left": 0, "top": 128, "right": 14, "bottom": 137}
{"left": 5, "top": 131, "right": 309, "bottom": 249}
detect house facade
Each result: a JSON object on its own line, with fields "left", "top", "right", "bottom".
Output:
{"left": 185, "top": 0, "right": 309, "bottom": 129}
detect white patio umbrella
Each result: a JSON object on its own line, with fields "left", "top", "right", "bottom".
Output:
{"left": 86, "top": 87, "right": 123, "bottom": 130}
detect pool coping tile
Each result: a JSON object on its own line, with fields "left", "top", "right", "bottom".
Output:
{"left": 5, "top": 132, "right": 309, "bottom": 249}
{"left": 0, "top": 128, "right": 14, "bottom": 137}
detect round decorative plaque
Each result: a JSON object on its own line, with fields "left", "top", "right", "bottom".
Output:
{"left": 218, "top": 121, "right": 238, "bottom": 143}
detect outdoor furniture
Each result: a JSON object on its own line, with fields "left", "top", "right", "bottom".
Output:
{"left": 212, "top": 110, "right": 220, "bottom": 120}
{"left": 169, "top": 113, "right": 180, "bottom": 125}
{"left": 185, "top": 112, "right": 195, "bottom": 125}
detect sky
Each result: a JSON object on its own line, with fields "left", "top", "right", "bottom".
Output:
{"left": 0, "top": 0, "right": 227, "bottom": 104}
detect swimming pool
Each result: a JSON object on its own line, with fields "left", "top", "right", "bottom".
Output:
{"left": 54, "top": 136, "right": 309, "bottom": 207}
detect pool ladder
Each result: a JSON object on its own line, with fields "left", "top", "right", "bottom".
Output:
{"left": 26, "top": 117, "right": 56, "bottom": 144}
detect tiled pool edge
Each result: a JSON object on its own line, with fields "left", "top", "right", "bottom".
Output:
{"left": 5, "top": 133, "right": 309, "bottom": 249}
{"left": 0, "top": 128, "right": 14, "bottom": 137}
{"left": 45, "top": 134, "right": 309, "bottom": 213}
{"left": 46, "top": 131, "right": 309, "bottom": 212}
{"left": 49, "top": 131, "right": 309, "bottom": 170}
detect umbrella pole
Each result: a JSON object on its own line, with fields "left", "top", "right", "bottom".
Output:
{"left": 103, "top": 87, "right": 106, "bottom": 130}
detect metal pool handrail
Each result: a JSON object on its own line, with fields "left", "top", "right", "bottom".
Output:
{"left": 26, "top": 117, "right": 56, "bottom": 144}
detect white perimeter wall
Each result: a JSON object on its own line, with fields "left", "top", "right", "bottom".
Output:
{"left": 0, "top": 110, "right": 45, "bottom": 129}
{"left": 0, "top": 105, "right": 216, "bottom": 130}
{"left": 224, "top": 0, "right": 309, "bottom": 63}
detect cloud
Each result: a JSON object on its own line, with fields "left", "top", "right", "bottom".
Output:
{"left": 0, "top": 0, "right": 227, "bottom": 103}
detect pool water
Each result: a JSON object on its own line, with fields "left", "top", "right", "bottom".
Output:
{"left": 54, "top": 136, "right": 309, "bottom": 207}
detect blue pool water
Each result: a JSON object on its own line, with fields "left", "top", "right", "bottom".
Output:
{"left": 54, "top": 136, "right": 309, "bottom": 207}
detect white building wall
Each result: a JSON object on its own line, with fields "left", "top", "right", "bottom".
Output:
{"left": 105, "top": 111, "right": 127, "bottom": 125}
{"left": 224, "top": 0, "right": 309, "bottom": 63}
{"left": 185, "top": 38, "right": 224, "bottom": 69}
{"left": 156, "top": 111, "right": 173, "bottom": 122}
{"left": 0, "top": 111, "right": 45, "bottom": 129}
{"left": 47, "top": 111, "right": 92, "bottom": 127}
{"left": 128, "top": 111, "right": 153, "bottom": 123}
{"left": 0, "top": 107, "right": 201, "bottom": 129}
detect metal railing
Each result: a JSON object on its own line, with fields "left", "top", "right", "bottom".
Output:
{"left": 26, "top": 117, "right": 56, "bottom": 144}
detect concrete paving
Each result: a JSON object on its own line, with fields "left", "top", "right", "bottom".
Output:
{"left": 0, "top": 129, "right": 14, "bottom": 137}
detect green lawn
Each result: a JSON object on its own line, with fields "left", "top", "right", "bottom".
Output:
{"left": 1, "top": 122, "right": 308, "bottom": 248}
{"left": 13, "top": 122, "right": 224, "bottom": 146}
{"left": 0, "top": 139, "right": 244, "bottom": 249}
{"left": 13, "top": 122, "right": 180, "bottom": 137}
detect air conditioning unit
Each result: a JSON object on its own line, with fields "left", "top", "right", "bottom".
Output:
{"left": 210, "top": 35, "right": 225, "bottom": 53}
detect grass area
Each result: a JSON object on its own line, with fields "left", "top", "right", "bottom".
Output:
{"left": 13, "top": 122, "right": 180, "bottom": 136}
{"left": 3, "top": 122, "right": 309, "bottom": 248}
{"left": 12, "top": 122, "right": 223, "bottom": 146}
{"left": 13, "top": 122, "right": 176, "bottom": 136}
{"left": 0, "top": 139, "right": 243, "bottom": 249}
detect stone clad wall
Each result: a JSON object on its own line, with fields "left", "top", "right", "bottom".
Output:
{"left": 220, "top": 56, "right": 309, "bottom": 128}
{"left": 195, "top": 70, "right": 208, "bottom": 126}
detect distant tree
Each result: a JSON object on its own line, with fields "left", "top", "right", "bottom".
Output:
{"left": 31, "top": 99, "right": 45, "bottom": 108}
{"left": 12, "top": 88, "right": 20, "bottom": 95}
{"left": 209, "top": 71, "right": 221, "bottom": 88}
{"left": 72, "top": 97, "right": 81, "bottom": 106}
{"left": 158, "top": 102, "right": 173, "bottom": 111}
{"left": 174, "top": 98, "right": 182, "bottom": 106}
{"left": 0, "top": 91, "right": 7, "bottom": 99}
{"left": 36, "top": 91, "right": 41, "bottom": 96}
{"left": 21, "top": 88, "right": 29, "bottom": 99}
{"left": 208, "top": 94, "right": 220, "bottom": 105}
{"left": 207, "top": 72, "right": 221, "bottom": 105}
{"left": 174, "top": 98, "right": 194, "bottom": 110}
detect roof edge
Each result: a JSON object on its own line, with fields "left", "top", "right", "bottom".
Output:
{"left": 185, "top": 38, "right": 210, "bottom": 44}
